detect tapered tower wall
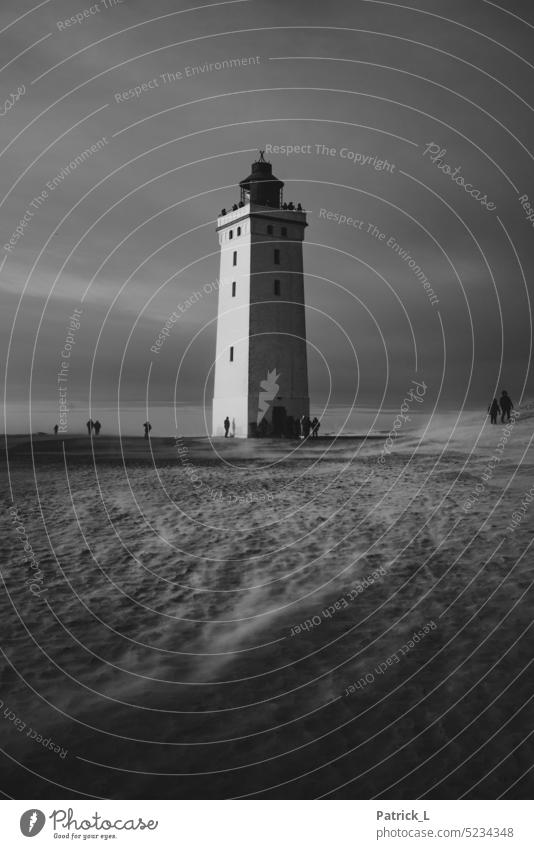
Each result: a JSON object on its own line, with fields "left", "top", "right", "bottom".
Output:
{"left": 211, "top": 156, "right": 309, "bottom": 438}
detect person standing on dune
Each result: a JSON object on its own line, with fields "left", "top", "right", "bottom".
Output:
{"left": 86, "top": 419, "right": 93, "bottom": 435}
{"left": 143, "top": 421, "right": 152, "bottom": 440}
{"left": 488, "top": 398, "right": 500, "bottom": 425}
{"left": 499, "top": 391, "right": 514, "bottom": 423}
{"left": 93, "top": 420, "right": 101, "bottom": 436}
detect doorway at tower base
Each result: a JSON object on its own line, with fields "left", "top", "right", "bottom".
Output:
{"left": 211, "top": 396, "right": 309, "bottom": 438}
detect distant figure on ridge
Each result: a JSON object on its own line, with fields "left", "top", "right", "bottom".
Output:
{"left": 143, "top": 421, "right": 152, "bottom": 440}
{"left": 93, "top": 420, "right": 101, "bottom": 436}
{"left": 488, "top": 398, "right": 500, "bottom": 425}
{"left": 499, "top": 391, "right": 514, "bottom": 423}
{"left": 224, "top": 416, "right": 230, "bottom": 437}
{"left": 311, "top": 416, "right": 320, "bottom": 438}
{"left": 86, "top": 419, "right": 93, "bottom": 435}
{"left": 54, "top": 424, "right": 59, "bottom": 435}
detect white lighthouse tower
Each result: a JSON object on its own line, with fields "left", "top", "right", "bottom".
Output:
{"left": 211, "top": 152, "right": 309, "bottom": 438}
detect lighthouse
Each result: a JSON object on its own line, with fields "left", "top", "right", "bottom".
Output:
{"left": 211, "top": 153, "right": 309, "bottom": 438}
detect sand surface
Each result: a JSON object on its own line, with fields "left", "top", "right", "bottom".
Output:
{"left": 1, "top": 412, "right": 533, "bottom": 798}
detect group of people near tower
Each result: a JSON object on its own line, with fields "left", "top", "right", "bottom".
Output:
{"left": 488, "top": 391, "right": 514, "bottom": 424}
{"left": 223, "top": 414, "right": 320, "bottom": 438}
{"left": 86, "top": 418, "right": 102, "bottom": 435}
{"left": 299, "top": 415, "right": 320, "bottom": 438}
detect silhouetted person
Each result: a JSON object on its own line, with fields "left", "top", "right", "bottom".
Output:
{"left": 300, "top": 415, "right": 311, "bottom": 439}
{"left": 54, "top": 424, "right": 59, "bottom": 435}
{"left": 93, "top": 420, "right": 101, "bottom": 436}
{"left": 500, "top": 391, "right": 513, "bottom": 423}
{"left": 259, "top": 418, "right": 269, "bottom": 438}
{"left": 143, "top": 421, "right": 152, "bottom": 439}
{"left": 488, "top": 399, "right": 500, "bottom": 425}
{"left": 224, "top": 416, "right": 230, "bottom": 437}
{"left": 311, "top": 417, "right": 320, "bottom": 438}
{"left": 86, "top": 419, "right": 93, "bottom": 435}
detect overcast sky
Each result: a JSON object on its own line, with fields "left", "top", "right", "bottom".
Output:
{"left": 2, "top": 0, "right": 533, "bottom": 432}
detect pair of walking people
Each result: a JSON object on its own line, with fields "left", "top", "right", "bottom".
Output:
{"left": 488, "top": 391, "right": 513, "bottom": 424}
{"left": 86, "top": 419, "right": 102, "bottom": 435}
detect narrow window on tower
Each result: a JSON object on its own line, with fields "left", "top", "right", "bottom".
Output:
{"left": 274, "top": 279, "right": 281, "bottom": 296}
{"left": 281, "top": 227, "right": 287, "bottom": 237}
{"left": 233, "top": 251, "right": 237, "bottom": 266}
{"left": 274, "top": 248, "right": 280, "bottom": 264}
{"left": 229, "top": 346, "right": 234, "bottom": 362}
{"left": 229, "top": 230, "right": 233, "bottom": 239}
{"left": 267, "top": 225, "right": 273, "bottom": 235}
{"left": 232, "top": 281, "right": 236, "bottom": 297}
{"left": 237, "top": 226, "right": 241, "bottom": 236}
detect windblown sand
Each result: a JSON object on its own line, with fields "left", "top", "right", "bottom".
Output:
{"left": 1, "top": 413, "right": 533, "bottom": 798}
